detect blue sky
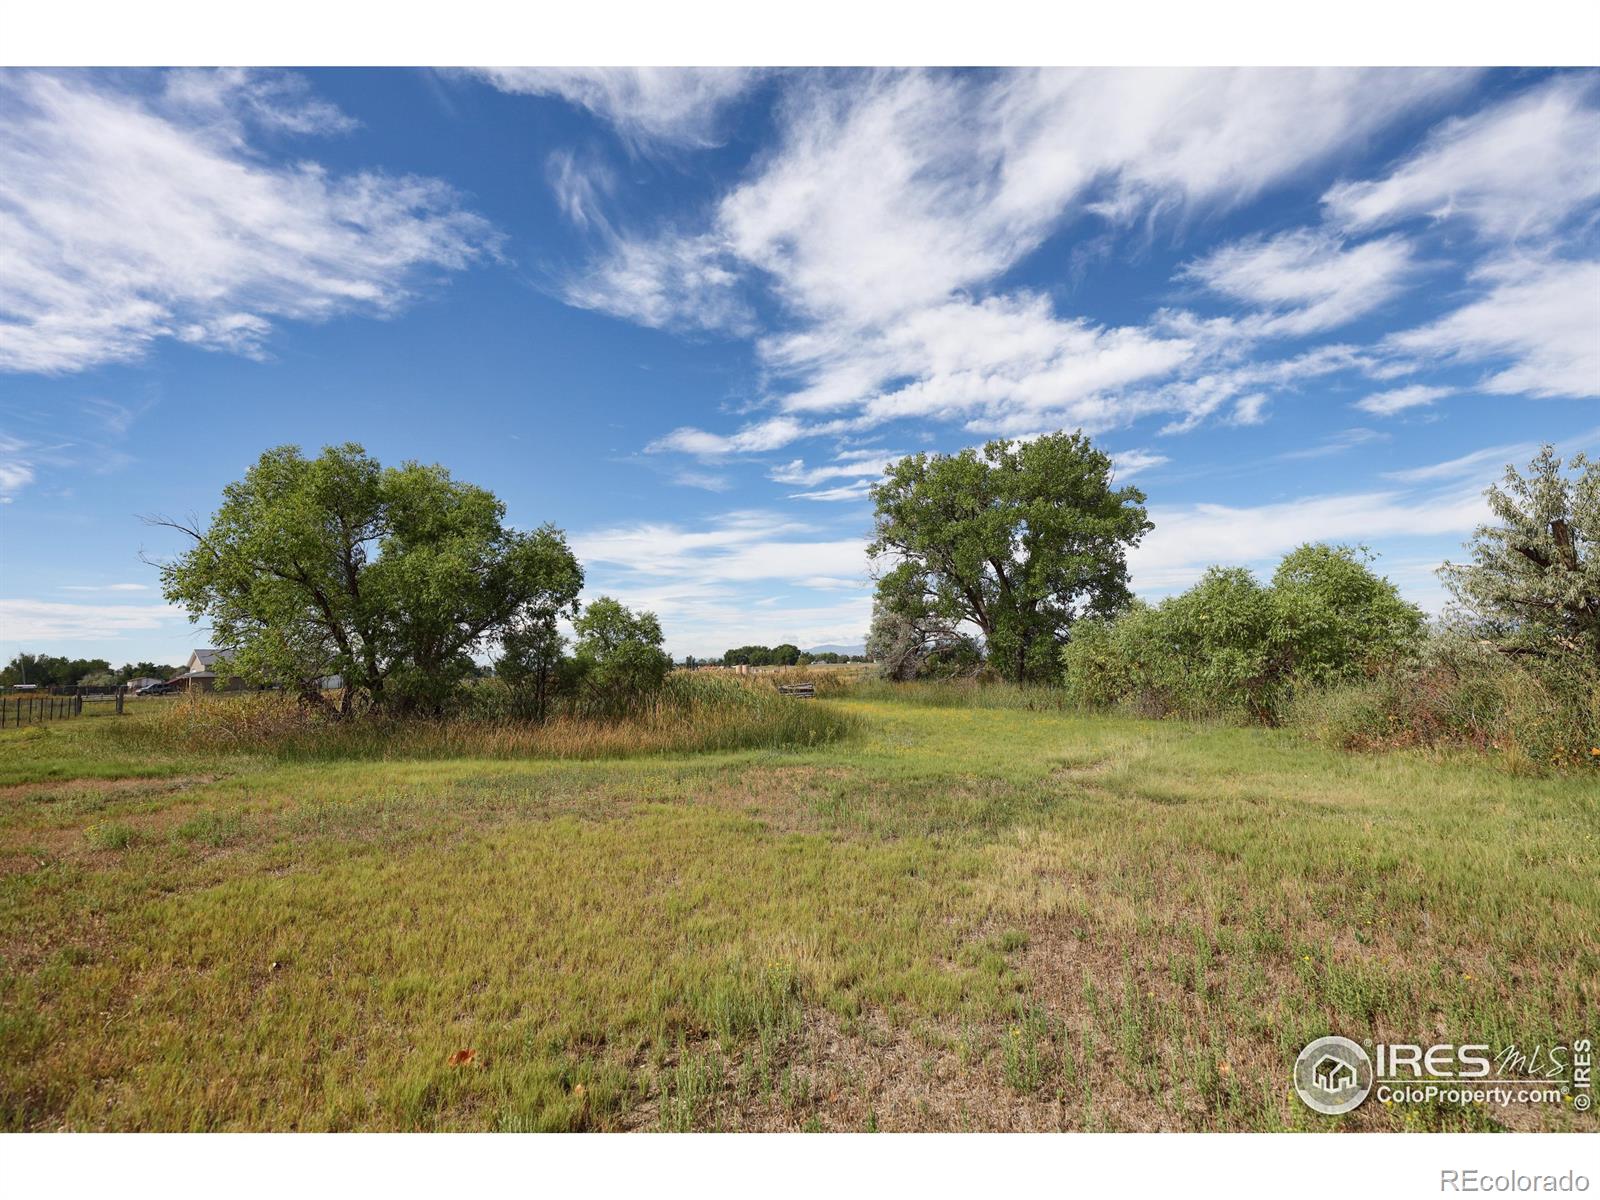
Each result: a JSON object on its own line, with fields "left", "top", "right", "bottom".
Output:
{"left": 0, "top": 66, "right": 1596, "bottom": 664}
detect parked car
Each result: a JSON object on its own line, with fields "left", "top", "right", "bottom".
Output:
{"left": 136, "top": 683, "right": 175, "bottom": 696}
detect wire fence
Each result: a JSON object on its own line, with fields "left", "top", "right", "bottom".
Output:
{"left": 0, "top": 687, "right": 129, "bottom": 728}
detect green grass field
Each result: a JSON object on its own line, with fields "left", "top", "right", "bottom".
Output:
{"left": 2, "top": 693, "right": 1595, "bottom": 1131}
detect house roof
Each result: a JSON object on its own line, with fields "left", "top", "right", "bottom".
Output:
{"left": 192, "top": 648, "right": 228, "bottom": 669}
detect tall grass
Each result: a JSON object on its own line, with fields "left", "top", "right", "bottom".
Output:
{"left": 1288, "top": 647, "right": 1600, "bottom": 774}
{"left": 843, "top": 676, "right": 1076, "bottom": 711}
{"left": 106, "top": 672, "right": 859, "bottom": 762}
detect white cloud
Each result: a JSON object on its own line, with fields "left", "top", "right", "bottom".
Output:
{"left": 1356, "top": 383, "right": 1453, "bottom": 416}
{"left": 0, "top": 71, "right": 496, "bottom": 374}
{"left": 570, "top": 509, "right": 873, "bottom": 656}
{"left": 1227, "top": 394, "right": 1270, "bottom": 425}
{"left": 1130, "top": 485, "right": 1490, "bottom": 593}
{"left": 618, "top": 587, "right": 872, "bottom": 660}
{"left": 160, "top": 68, "right": 358, "bottom": 141}
{"left": 1151, "top": 343, "right": 1369, "bottom": 435}
{"left": 770, "top": 451, "right": 899, "bottom": 486}
{"left": 713, "top": 68, "right": 1466, "bottom": 330}
{"left": 1381, "top": 427, "right": 1597, "bottom": 484}
{"left": 0, "top": 435, "right": 35, "bottom": 498}
{"left": 1324, "top": 72, "right": 1600, "bottom": 240}
{"left": 561, "top": 229, "right": 752, "bottom": 335}
{"left": 574, "top": 511, "right": 868, "bottom": 584}
{"left": 470, "top": 68, "right": 763, "bottom": 148}
{"left": 1280, "top": 427, "right": 1389, "bottom": 460}
{"left": 545, "top": 148, "right": 616, "bottom": 232}
{"left": 648, "top": 416, "right": 821, "bottom": 457}
{"left": 1109, "top": 449, "right": 1170, "bottom": 478}
{"left": 563, "top": 68, "right": 1471, "bottom": 454}
{"left": 0, "top": 599, "right": 185, "bottom": 641}
{"left": 1386, "top": 258, "right": 1600, "bottom": 398}
{"left": 1181, "top": 230, "right": 1416, "bottom": 336}
{"left": 60, "top": 582, "right": 153, "bottom": 593}
{"left": 789, "top": 480, "right": 876, "bottom": 503}
{"left": 1382, "top": 441, "right": 1535, "bottom": 484}
{"left": 670, "top": 470, "right": 732, "bottom": 493}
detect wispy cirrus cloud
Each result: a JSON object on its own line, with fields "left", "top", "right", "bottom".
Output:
{"left": 1386, "top": 258, "right": 1600, "bottom": 399}
{"left": 769, "top": 449, "right": 900, "bottom": 487}
{"left": 1356, "top": 384, "right": 1454, "bottom": 416}
{"left": 0, "top": 598, "right": 185, "bottom": 641}
{"left": 573, "top": 509, "right": 867, "bottom": 584}
{"left": 1280, "top": 427, "right": 1389, "bottom": 460}
{"left": 0, "top": 70, "right": 497, "bottom": 375}
{"left": 1130, "top": 484, "right": 1490, "bottom": 595}
{"left": 469, "top": 68, "right": 765, "bottom": 149}
{"left": 1324, "top": 71, "right": 1600, "bottom": 241}
{"left": 1110, "top": 449, "right": 1170, "bottom": 478}
{"left": 1180, "top": 229, "right": 1418, "bottom": 337}
{"left": 0, "top": 434, "right": 35, "bottom": 501}
{"left": 556, "top": 68, "right": 1473, "bottom": 457}
{"left": 569, "top": 509, "right": 873, "bottom": 653}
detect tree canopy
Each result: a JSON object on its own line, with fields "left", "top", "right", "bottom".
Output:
{"left": 568, "top": 596, "right": 673, "bottom": 714}
{"left": 157, "top": 444, "right": 582, "bottom": 713}
{"left": 868, "top": 431, "right": 1151, "bottom": 682}
{"left": 1, "top": 657, "right": 184, "bottom": 687}
{"left": 721, "top": 643, "right": 801, "bottom": 667}
{"left": 1442, "top": 445, "right": 1598, "bottom": 665}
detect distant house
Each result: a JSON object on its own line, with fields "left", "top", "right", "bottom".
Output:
{"left": 168, "top": 648, "right": 246, "bottom": 693}
{"left": 125, "top": 676, "right": 164, "bottom": 692}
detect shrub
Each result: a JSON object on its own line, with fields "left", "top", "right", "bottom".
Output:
{"left": 1289, "top": 631, "right": 1600, "bottom": 772}
{"left": 1061, "top": 544, "right": 1425, "bottom": 723}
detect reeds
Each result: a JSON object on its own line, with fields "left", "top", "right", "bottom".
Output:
{"left": 108, "top": 671, "right": 859, "bottom": 762}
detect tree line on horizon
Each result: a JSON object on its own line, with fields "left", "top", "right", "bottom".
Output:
{"left": 688, "top": 645, "right": 869, "bottom": 668}
{"left": 0, "top": 655, "right": 181, "bottom": 689}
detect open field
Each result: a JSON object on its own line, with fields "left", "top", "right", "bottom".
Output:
{"left": 1, "top": 692, "right": 1596, "bottom": 1131}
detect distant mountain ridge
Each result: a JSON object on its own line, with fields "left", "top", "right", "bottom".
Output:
{"left": 804, "top": 643, "right": 865, "bottom": 657}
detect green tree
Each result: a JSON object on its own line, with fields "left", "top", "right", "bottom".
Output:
{"left": 1441, "top": 446, "right": 1598, "bottom": 665}
{"left": 869, "top": 431, "right": 1151, "bottom": 682}
{"left": 493, "top": 556, "right": 584, "bottom": 721}
{"left": 0, "top": 654, "right": 112, "bottom": 687}
{"left": 1271, "top": 543, "right": 1426, "bottom": 683}
{"left": 156, "top": 443, "right": 582, "bottom": 714}
{"left": 569, "top": 596, "right": 672, "bottom": 714}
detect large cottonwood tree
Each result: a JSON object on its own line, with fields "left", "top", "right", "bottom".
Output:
{"left": 155, "top": 443, "right": 582, "bottom": 713}
{"left": 867, "top": 431, "right": 1152, "bottom": 682}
